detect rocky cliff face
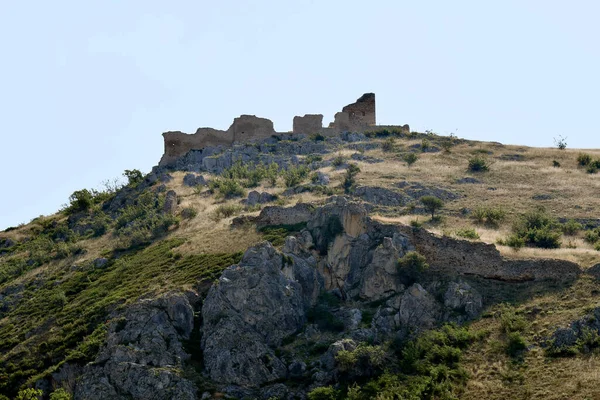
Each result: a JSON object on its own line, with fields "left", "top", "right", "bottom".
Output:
{"left": 68, "top": 197, "right": 582, "bottom": 399}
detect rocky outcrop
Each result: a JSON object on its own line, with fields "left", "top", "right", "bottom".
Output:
{"left": 163, "top": 190, "right": 178, "bottom": 215}
{"left": 201, "top": 242, "right": 305, "bottom": 387}
{"left": 74, "top": 294, "right": 197, "bottom": 400}
{"left": 245, "top": 190, "right": 277, "bottom": 206}
{"left": 183, "top": 173, "right": 206, "bottom": 187}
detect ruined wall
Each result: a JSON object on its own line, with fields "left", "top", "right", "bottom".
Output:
{"left": 159, "top": 93, "right": 385, "bottom": 166}
{"left": 159, "top": 115, "right": 275, "bottom": 166}
{"left": 395, "top": 225, "right": 581, "bottom": 282}
{"left": 293, "top": 114, "right": 323, "bottom": 134}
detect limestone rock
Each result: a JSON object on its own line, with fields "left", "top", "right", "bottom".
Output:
{"left": 398, "top": 284, "right": 441, "bottom": 331}
{"left": 74, "top": 293, "right": 196, "bottom": 400}
{"left": 246, "top": 190, "right": 277, "bottom": 206}
{"left": 359, "top": 237, "right": 404, "bottom": 300}
{"left": 201, "top": 242, "right": 305, "bottom": 387}
{"left": 183, "top": 173, "right": 206, "bottom": 187}
{"left": 163, "top": 190, "right": 178, "bottom": 215}
{"left": 444, "top": 280, "right": 483, "bottom": 319}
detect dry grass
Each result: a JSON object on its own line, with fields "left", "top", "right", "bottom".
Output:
{"left": 462, "top": 276, "right": 600, "bottom": 400}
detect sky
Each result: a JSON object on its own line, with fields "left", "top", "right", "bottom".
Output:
{"left": 0, "top": 0, "right": 599, "bottom": 229}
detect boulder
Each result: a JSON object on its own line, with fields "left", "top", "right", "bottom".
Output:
{"left": 353, "top": 186, "right": 409, "bottom": 207}
{"left": 397, "top": 284, "right": 441, "bottom": 330}
{"left": 201, "top": 242, "right": 305, "bottom": 387}
{"left": 163, "top": 190, "right": 178, "bottom": 215}
{"left": 359, "top": 237, "right": 404, "bottom": 300}
{"left": 183, "top": 173, "right": 206, "bottom": 187}
{"left": 74, "top": 294, "right": 196, "bottom": 400}
{"left": 443, "top": 280, "right": 483, "bottom": 319}
{"left": 246, "top": 191, "right": 277, "bottom": 206}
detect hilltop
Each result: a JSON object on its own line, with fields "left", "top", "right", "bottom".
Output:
{"left": 1, "top": 119, "right": 600, "bottom": 399}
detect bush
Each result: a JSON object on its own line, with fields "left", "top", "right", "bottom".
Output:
{"left": 209, "top": 178, "right": 246, "bottom": 199}
{"left": 421, "top": 138, "right": 430, "bottom": 152}
{"left": 562, "top": 219, "right": 583, "bottom": 236}
{"left": 403, "top": 152, "right": 419, "bottom": 167}
{"left": 510, "top": 208, "right": 562, "bottom": 249}
{"left": 501, "top": 234, "right": 525, "bottom": 250}
{"left": 381, "top": 136, "right": 396, "bottom": 152}
{"left": 49, "top": 388, "right": 72, "bottom": 400}
{"left": 283, "top": 165, "right": 310, "bottom": 188}
{"left": 332, "top": 154, "right": 346, "bottom": 167}
{"left": 266, "top": 162, "right": 279, "bottom": 186}
{"left": 310, "top": 133, "right": 326, "bottom": 141}
{"left": 336, "top": 344, "right": 386, "bottom": 377}
{"left": 308, "top": 386, "right": 338, "bottom": 400}
{"left": 16, "top": 389, "right": 43, "bottom": 400}
{"left": 552, "top": 160, "right": 561, "bottom": 168}
{"left": 584, "top": 228, "right": 600, "bottom": 244}
{"left": 506, "top": 332, "right": 527, "bottom": 357}
{"left": 214, "top": 204, "right": 242, "bottom": 219}
{"left": 181, "top": 207, "right": 198, "bottom": 220}
{"left": 397, "top": 251, "right": 429, "bottom": 285}
{"left": 554, "top": 135, "right": 567, "bottom": 150}
{"left": 472, "top": 207, "right": 506, "bottom": 227}
{"left": 577, "top": 153, "right": 592, "bottom": 166}
{"left": 467, "top": 156, "right": 489, "bottom": 172}
{"left": 68, "top": 189, "right": 94, "bottom": 212}
{"left": 587, "top": 162, "right": 599, "bottom": 174}
{"left": 499, "top": 305, "right": 527, "bottom": 333}
{"left": 420, "top": 196, "right": 443, "bottom": 220}
{"left": 455, "top": 228, "right": 480, "bottom": 240}
{"left": 342, "top": 164, "right": 360, "bottom": 194}
{"left": 123, "top": 169, "right": 143, "bottom": 186}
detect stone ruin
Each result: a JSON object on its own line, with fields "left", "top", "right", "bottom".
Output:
{"left": 159, "top": 93, "right": 407, "bottom": 166}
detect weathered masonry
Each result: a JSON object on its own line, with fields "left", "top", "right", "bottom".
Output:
{"left": 159, "top": 93, "right": 407, "bottom": 166}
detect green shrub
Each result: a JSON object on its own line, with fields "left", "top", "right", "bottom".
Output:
{"left": 554, "top": 135, "right": 567, "bottom": 150}
{"left": 68, "top": 189, "right": 94, "bottom": 212}
{"left": 562, "top": 219, "right": 583, "bottom": 236}
{"left": 595, "top": 243, "right": 600, "bottom": 251}
{"left": 342, "top": 164, "right": 360, "bottom": 194}
{"left": 499, "top": 305, "right": 527, "bottom": 333}
{"left": 283, "top": 165, "right": 310, "bottom": 188}
{"left": 397, "top": 251, "right": 429, "bottom": 285}
{"left": 16, "top": 389, "right": 43, "bottom": 400}
{"left": 305, "top": 154, "right": 323, "bottom": 164}
{"left": 336, "top": 344, "right": 386, "bottom": 376}
{"left": 509, "top": 208, "right": 561, "bottom": 249}
{"left": 332, "top": 154, "right": 346, "bottom": 167}
{"left": 410, "top": 219, "right": 423, "bottom": 228}
{"left": 381, "top": 137, "right": 396, "bottom": 152}
{"left": 310, "top": 133, "right": 326, "bottom": 141}
{"left": 403, "top": 152, "right": 419, "bottom": 167}
{"left": 552, "top": 160, "right": 561, "bottom": 168}
{"left": 587, "top": 163, "right": 599, "bottom": 174}
{"left": 308, "top": 386, "right": 338, "bottom": 400}
{"left": 214, "top": 204, "right": 242, "bottom": 219}
{"left": 420, "top": 196, "right": 443, "bottom": 220}
{"left": 306, "top": 304, "right": 345, "bottom": 332}
{"left": 259, "top": 223, "right": 307, "bottom": 247}
{"left": 123, "top": 169, "right": 143, "bottom": 186}
{"left": 209, "top": 178, "right": 246, "bottom": 199}
{"left": 506, "top": 332, "right": 527, "bottom": 357}
{"left": 455, "top": 228, "right": 480, "bottom": 240}
{"left": 584, "top": 228, "right": 600, "bottom": 244}
{"left": 181, "top": 207, "right": 198, "bottom": 219}
{"left": 577, "top": 153, "right": 592, "bottom": 166}
{"left": 472, "top": 207, "right": 506, "bottom": 227}
{"left": 468, "top": 156, "right": 489, "bottom": 172}
{"left": 49, "top": 388, "right": 72, "bottom": 400}
{"left": 266, "top": 162, "right": 280, "bottom": 186}
{"left": 421, "top": 138, "right": 430, "bottom": 152}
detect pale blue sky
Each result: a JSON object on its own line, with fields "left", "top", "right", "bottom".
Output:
{"left": 1, "top": 1, "right": 598, "bottom": 229}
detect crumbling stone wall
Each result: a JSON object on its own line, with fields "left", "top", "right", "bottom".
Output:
{"left": 159, "top": 93, "right": 388, "bottom": 166}
{"left": 160, "top": 115, "right": 275, "bottom": 166}
{"left": 293, "top": 114, "right": 323, "bottom": 134}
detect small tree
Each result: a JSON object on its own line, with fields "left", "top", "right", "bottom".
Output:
{"left": 16, "top": 389, "right": 43, "bottom": 400}
{"left": 68, "top": 189, "right": 93, "bottom": 212}
{"left": 343, "top": 163, "right": 361, "bottom": 194}
{"left": 420, "top": 196, "right": 443, "bottom": 220}
{"left": 554, "top": 135, "right": 567, "bottom": 150}
{"left": 397, "top": 251, "right": 429, "bottom": 285}
{"left": 123, "top": 169, "right": 143, "bottom": 186}
{"left": 403, "top": 152, "right": 419, "bottom": 167}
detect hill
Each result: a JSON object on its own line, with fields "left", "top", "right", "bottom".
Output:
{"left": 1, "top": 128, "right": 600, "bottom": 400}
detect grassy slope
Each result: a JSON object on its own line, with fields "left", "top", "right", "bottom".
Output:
{"left": 1, "top": 131, "right": 600, "bottom": 397}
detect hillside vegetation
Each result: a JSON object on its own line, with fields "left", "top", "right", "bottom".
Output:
{"left": 1, "top": 129, "right": 600, "bottom": 399}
